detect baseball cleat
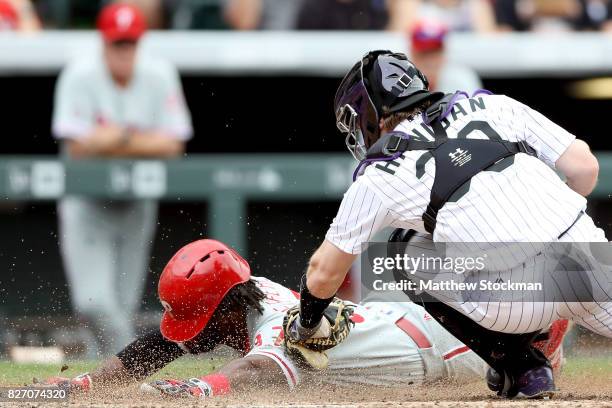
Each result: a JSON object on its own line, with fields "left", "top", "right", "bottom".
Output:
{"left": 486, "top": 366, "right": 556, "bottom": 399}
{"left": 514, "top": 366, "right": 556, "bottom": 400}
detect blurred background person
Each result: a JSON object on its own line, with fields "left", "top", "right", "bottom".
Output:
{"left": 223, "top": 0, "right": 303, "bottom": 30}
{"left": 51, "top": 2, "right": 193, "bottom": 356}
{"left": 398, "top": 0, "right": 497, "bottom": 32}
{"left": 410, "top": 20, "right": 483, "bottom": 93}
{"left": 32, "top": 0, "right": 100, "bottom": 29}
{"left": 164, "top": 0, "right": 229, "bottom": 29}
{"left": 495, "top": 0, "right": 612, "bottom": 32}
{"left": 296, "top": 0, "right": 411, "bottom": 31}
{"left": 33, "top": 0, "right": 166, "bottom": 30}
{"left": 0, "top": 0, "right": 40, "bottom": 31}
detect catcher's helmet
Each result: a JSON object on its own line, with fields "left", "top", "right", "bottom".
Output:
{"left": 334, "top": 50, "right": 443, "bottom": 161}
{"left": 158, "top": 239, "right": 251, "bottom": 342}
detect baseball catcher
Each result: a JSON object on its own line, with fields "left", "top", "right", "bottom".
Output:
{"left": 283, "top": 49, "right": 608, "bottom": 399}
{"left": 31, "top": 239, "right": 568, "bottom": 399}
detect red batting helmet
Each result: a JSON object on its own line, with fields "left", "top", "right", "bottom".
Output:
{"left": 158, "top": 239, "right": 251, "bottom": 342}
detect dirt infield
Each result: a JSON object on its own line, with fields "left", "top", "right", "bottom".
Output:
{"left": 2, "top": 376, "right": 610, "bottom": 408}
{"left": 1, "top": 352, "right": 610, "bottom": 408}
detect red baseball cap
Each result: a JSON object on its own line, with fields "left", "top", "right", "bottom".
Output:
{"left": 0, "top": 0, "right": 19, "bottom": 30}
{"left": 411, "top": 20, "right": 448, "bottom": 53}
{"left": 97, "top": 3, "right": 147, "bottom": 42}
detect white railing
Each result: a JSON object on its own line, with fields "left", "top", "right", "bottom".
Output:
{"left": 0, "top": 31, "right": 611, "bottom": 76}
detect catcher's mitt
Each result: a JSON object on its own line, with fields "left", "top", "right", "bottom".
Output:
{"left": 282, "top": 298, "right": 355, "bottom": 370}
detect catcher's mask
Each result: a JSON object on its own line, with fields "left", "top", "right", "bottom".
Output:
{"left": 158, "top": 239, "right": 251, "bottom": 342}
{"left": 334, "top": 50, "right": 443, "bottom": 161}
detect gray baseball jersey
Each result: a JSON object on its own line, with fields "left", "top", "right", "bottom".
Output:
{"left": 245, "top": 277, "right": 486, "bottom": 388}
{"left": 53, "top": 51, "right": 192, "bottom": 140}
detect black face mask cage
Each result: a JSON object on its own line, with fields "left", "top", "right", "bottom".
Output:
{"left": 336, "top": 103, "right": 368, "bottom": 161}
{"left": 334, "top": 51, "right": 392, "bottom": 161}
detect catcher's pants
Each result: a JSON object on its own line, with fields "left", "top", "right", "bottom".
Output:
{"left": 58, "top": 197, "right": 157, "bottom": 355}
{"left": 422, "top": 213, "right": 612, "bottom": 338}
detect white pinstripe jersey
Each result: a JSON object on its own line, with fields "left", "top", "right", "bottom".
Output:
{"left": 326, "top": 94, "right": 587, "bottom": 254}
{"left": 245, "top": 277, "right": 485, "bottom": 388}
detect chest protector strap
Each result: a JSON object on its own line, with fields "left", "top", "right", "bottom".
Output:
{"left": 364, "top": 96, "right": 537, "bottom": 234}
